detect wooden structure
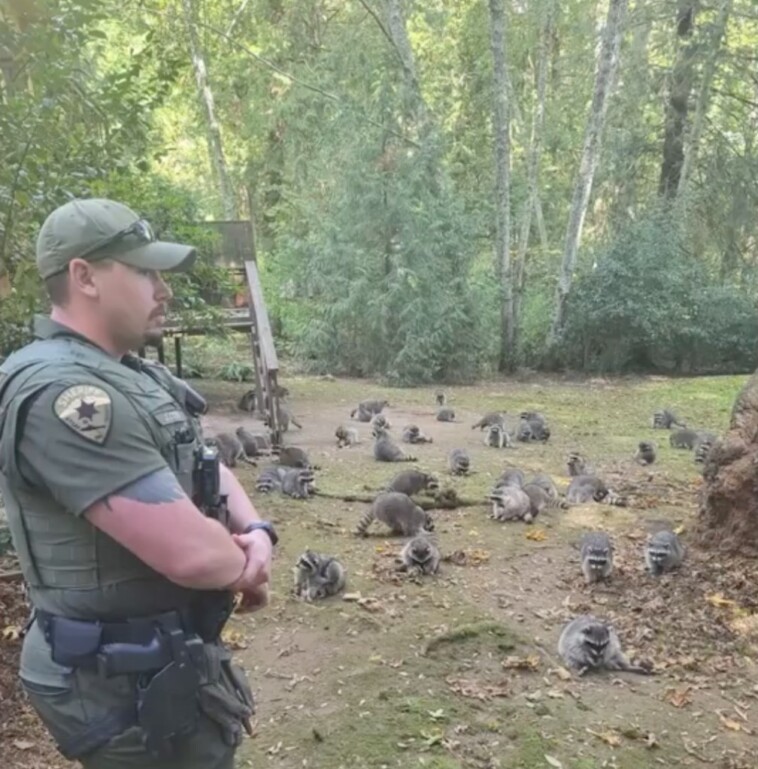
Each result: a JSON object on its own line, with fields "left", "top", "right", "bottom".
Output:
{"left": 139, "top": 220, "right": 283, "bottom": 445}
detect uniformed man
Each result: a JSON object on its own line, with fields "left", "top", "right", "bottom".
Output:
{"left": 0, "top": 198, "right": 278, "bottom": 768}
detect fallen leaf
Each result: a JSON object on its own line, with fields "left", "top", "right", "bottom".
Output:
{"left": 587, "top": 728, "right": 622, "bottom": 747}
{"left": 447, "top": 676, "right": 509, "bottom": 701}
{"left": 544, "top": 755, "right": 563, "bottom": 768}
{"left": 220, "top": 629, "right": 248, "bottom": 650}
{"left": 719, "top": 714, "right": 742, "bottom": 732}
{"left": 502, "top": 654, "right": 540, "bottom": 671}
{"left": 673, "top": 524, "right": 685, "bottom": 535}
{"left": 2, "top": 625, "right": 21, "bottom": 641}
{"left": 342, "top": 592, "right": 363, "bottom": 602}
{"left": 554, "top": 667, "right": 572, "bottom": 681}
{"left": 664, "top": 687, "right": 693, "bottom": 709}
{"left": 525, "top": 528, "right": 547, "bottom": 542}
{"left": 13, "top": 740, "right": 34, "bottom": 751}
{"left": 706, "top": 593, "right": 738, "bottom": 609}
{"left": 645, "top": 733, "right": 659, "bottom": 749}
{"left": 427, "top": 709, "right": 445, "bottom": 721}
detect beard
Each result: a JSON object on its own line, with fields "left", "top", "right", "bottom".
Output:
{"left": 142, "top": 327, "right": 165, "bottom": 346}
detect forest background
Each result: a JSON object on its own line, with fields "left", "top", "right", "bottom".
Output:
{"left": 1, "top": 0, "right": 757, "bottom": 386}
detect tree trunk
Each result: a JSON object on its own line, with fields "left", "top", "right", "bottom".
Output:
{"left": 382, "top": 0, "right": 429, "bottom": 134}
{"left": 513, "top": 0, "right": 553, "bottom": 357}
{"left": 696, "top": 369, "right": 758, "bottom": 554}
{"left": 676, "top": 0, "right": 731, "bottom": 198}
{"left": 549, "top": 0, "right": 629, "bottom": 344}
{"left": 488, "top": 0, "right": 514, "bottom": 372}
{"left": 658, "top": 2, "right": 697, "bottom": 199}
{"left": 180, "top": 0, "right": 237, "bottom": 220}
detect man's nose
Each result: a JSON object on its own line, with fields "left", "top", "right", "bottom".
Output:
{"left": 155, "top": 272, "right": 173, "bottom": 301}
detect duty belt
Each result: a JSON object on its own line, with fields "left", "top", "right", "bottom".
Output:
{"left": 35, "top": 608, "right": 203, "bottom": 677}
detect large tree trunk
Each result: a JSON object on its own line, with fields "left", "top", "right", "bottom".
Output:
{"left": 697, "top": 370, "right": 758, "bottom": 554}
{"left": 513, "top": 1, "right": 553, "bottom": 357}
{"left": 676, "top": 0, "right": 731, "bottom": 198}
{"left": 488, "top": 0, "right": 514, "bottom": 372}
{"left": 181, "top": 0, "right": 237, "bottom": 220}
{"left": 549, "top": 0, "right": 628, "bottom": 344}
{"left": 658, "top": 2, "right": 697, "bottom": 199}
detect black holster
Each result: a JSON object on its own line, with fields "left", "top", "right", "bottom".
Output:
{"left": 136, "top": 628, "right": 204, "bottom": 758}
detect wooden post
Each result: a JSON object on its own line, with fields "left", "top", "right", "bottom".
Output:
{"left": 174, "top": 336, "right": 183, "bottom": 378}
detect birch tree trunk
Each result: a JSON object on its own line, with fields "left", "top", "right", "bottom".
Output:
{"left": 677, "top": 0, "right": 731, "bottom": 198}
{"left": 487, "top": 0, "right": 514, "bottom": 371}
{"left": 658, "top": 2, "right": 697, "bottom": 198}
{"left": 382, "top": 0, "right": 429, "bottom": 134}
{"left": 549, "top": 0, "right": 629, "bottom": 344}
{"left": 513, "top": 0, "right": 553, "bottom": 356}
{"left": 180, "top": 0, "right": 237, "bottom": 220}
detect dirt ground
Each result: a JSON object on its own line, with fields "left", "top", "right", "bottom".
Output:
{"left": 2, "top": 372, "right": 757, "bottom": 768}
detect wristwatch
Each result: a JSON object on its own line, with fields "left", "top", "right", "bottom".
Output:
{"left": 242, "top": 520, "right": 279, "bottom": 546}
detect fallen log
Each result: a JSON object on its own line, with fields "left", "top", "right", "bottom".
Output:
{"left": 313, "top": 488, "right": 487, "bottom": 511}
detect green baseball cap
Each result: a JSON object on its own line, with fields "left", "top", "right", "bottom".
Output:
{"left": 36, "top": 198, "right": 197, "bottom": 279}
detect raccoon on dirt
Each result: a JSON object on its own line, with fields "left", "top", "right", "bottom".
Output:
{"left": 209, "top": 433, "right": 257, "bottom": 468}
{"left": 483, "top": 424, "right": 511, "bottom": 449}
{"left": 386, "top": 469, "right": 439, "bottom": 496}
{"left": 489, "top": 485, "right": 533, "bottom": 522}
{"left": 373, "top": 426, "right": 416, "bottom": 462}
{"left": 335, "top": 425, "right": 360, "bottom": 448}
{"left": 355, "top": 492, "right": 434, "bottom": 537}
{"left": 558, "top": 615, "right": 652, "bottom": 676}
{"left": 235, "top": 426, "right": 273, "bottom": 457}
{"left": 436, "top": 407, "right": 456, "bottom": 422}
{"left": 579, "top": 532, "right": 614, "bottom": 584}
{"left": 652, "top": 408, "right": 686, "bottom": 429}
{"left": 293, "top": 550, "right": 346, "bottom": 601}
{"left": 448, "top": 448, "right": 470, "bottom": 475}
{"left": 397, "top": 534, "right": 441, "bottom": 576}
{"left": 401, "top": 424, "right": 433, "bottom": 444}
{"left": 471, "top": 412, "right": 505, "bottom": 431}
{"left": 645, "top": 530, "right": 684, "bottom": 576}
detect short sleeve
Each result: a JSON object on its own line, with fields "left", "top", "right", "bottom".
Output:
{"left": 16, "top": 379, "right": 169, "bottom": 516}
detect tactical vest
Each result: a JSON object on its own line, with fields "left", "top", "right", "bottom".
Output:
{"left": 0, "top": 333, "right": 204, "bottom": 620}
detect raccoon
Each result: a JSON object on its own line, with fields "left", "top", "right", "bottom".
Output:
{"left": 472, "top": 412, "right": 505, "bottom": 431}
{"left": 373, "top": 426, "right": 416, "bottom": 462}
{"left": 484, "top": 424, "right": 511, "bottom": 449}
{"left": 274, "top": 446, "right": 311, "bottom": 468}
{"left": 448, "top": 448, "right": 470, "bottom": 475}
{"left": 210, "top": 433, "right": 257, "bottom": 468}
{"left": 489, "top": 485, "right": 533, "bottom": 522}
{"left": 386, "top": 470, "right": 439, "bottom": 496}
{"left": 645, "top": 530, "right": 685, "bottom": 576}
{"left": 579, "top": 532, "right": 614, "bottom": 584}
{"left": 558, "top": 615, "right": 651, "bottom": 676}
{"left": 237, "top": 389, "right": 256, "bottom": 413}
{"left": 567, "top": 452, "right": 593, "bottom": 477}
{"left": 495, "top": 468, "right": 525, "bottom": 489}
{"left": 351, "top": 399, "right": 389, "bottom": 419}
{"left": 293, "top": 550, "right": 346, "bottom": 601}
{"left": 255, "top": 465, "right": 287, "bottom": 493}
{"left": 355, "top": 492, "right": 434, "bottom": 537}
{"left": 281, "top": 467, "right": 316, "bottom": 499}
{"left": 522, "top": 483, "right": 567, "bottom": 518}
{"left": 371, "top": 413, "right": 391, "bottom": 431}
{"left": 435, "top": 390, "right": 447, "bottom": 406}
{"left": 519, "top": 411, "right": 551, "bottom": 442}
{"left": 634, "top": 441, "right": 656, "bottom": 465}
{"left": 693, "top": 431, "right": 717, "bottom": 464}
{"left": 398, "top": 534, "right": 441, "bottom": 576}
{"left": 566, "top": 475, "right": 627, "bottom": 507}
{"left": 652, "top": 408, "right": 686, "bottom": 429}
{"left": 694, "top": 438, "right": 717, "bottom": 465}
{"left": 236, "top": 426, "right": 273, "bottom": 457}
{"left": 527, "top": 473, "right": 559, "bottom": 500}
{"left": 401, "top": 424, "right": 433, "bottom": 444}
{"left": 265, "top": 408, "right": 302, "bottom": 432}
{"left": 436, "top": 407, "right": 456, "bottom": 422}
{"left": 669, "top": 428, "right": 698, "bottom": 449}
{"left": 335, "top": 425, "right": 360, "bottom": 448}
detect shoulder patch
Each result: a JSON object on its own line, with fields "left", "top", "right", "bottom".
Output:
{"left": 53, "top": 384, "right": 113, "bottom": 445}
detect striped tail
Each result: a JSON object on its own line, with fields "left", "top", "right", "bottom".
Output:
{"left": 354, "top": 508, "right": 375, "bottom": 536}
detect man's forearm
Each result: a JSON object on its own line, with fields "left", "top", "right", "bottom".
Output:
{"left": 219, "top": 464, "right": 262, "bottom": 533}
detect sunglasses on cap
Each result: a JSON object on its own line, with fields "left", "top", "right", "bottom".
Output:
{"left": 78, "top": 218, "right": 156, "bottom": 260}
